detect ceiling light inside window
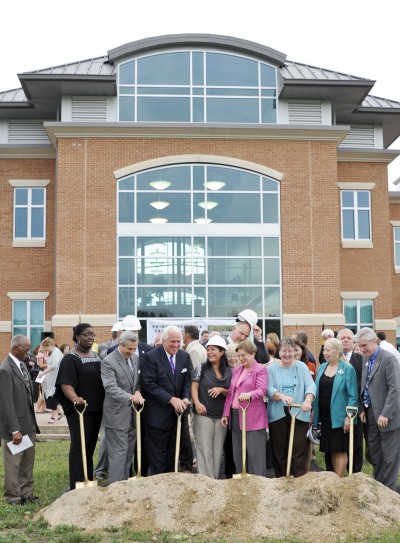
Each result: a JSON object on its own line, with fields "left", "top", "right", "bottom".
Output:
{"left": 150, "top": 217, "right": 168, "bottom": 224}
{"left": 149, "top": 201, "right": 170, "bottom": 210}
{"left": 206, "top": 181, "right": 225, "bottom": 191}
{"left": 149, "top": 181, "right": 172, "bottom": 190}
{"left": 198, "top": 201, "right": 218, "bottom": 210}
{"left": 195, "top": 218, "right": 212, "bottom": 224}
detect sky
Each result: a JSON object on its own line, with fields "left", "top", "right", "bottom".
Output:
{"left": 3, "top": 0, "right": 400, "bottom": 183}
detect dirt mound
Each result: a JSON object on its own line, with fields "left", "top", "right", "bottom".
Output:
{"left": 38, "top": 472, "right": 400, "bottom": 541}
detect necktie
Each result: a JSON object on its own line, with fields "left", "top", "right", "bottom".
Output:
{"left": 169, "top": 355, "right": 175, "bottom": 374}
{"left": 125, "top": 358, "right": 134, "bottom": 376}
{"left": 363, "top": 357, "right": 374, "bottom": 408}
{"left": 20, "top": 362, "right": 33, "bottom": 402}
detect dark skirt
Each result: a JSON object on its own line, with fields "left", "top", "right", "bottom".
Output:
{"left": 319, "top": 372, "right": 349, "bottom": 454}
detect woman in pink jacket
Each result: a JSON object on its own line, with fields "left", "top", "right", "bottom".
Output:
{"left": 222, "top": 340, "right": 268, "bottom": 476}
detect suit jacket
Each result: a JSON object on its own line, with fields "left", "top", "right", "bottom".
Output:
{"left": 140, "top": 346, "right": 191, "bottom": 430}
{"left": 223, "top": 361, "right": 268, "bottom": 431}
{"left": 314, "top": 360, "right": 358, "bottom": 429}
{"left": 101, "top": 348, "right": 140, "bottom": 431}
{"left": 0, "top": 356, "right": 39, "bottom": 440}
{"left": 361, "top": 347, "right": 400, "bottom": 432}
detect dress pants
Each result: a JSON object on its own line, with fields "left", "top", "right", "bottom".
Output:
{"left": 366, "top": 407, "right": 400, "bottom": 490}
{"left": 231, "top": 409, "right": 266, "bottom": 476}
{"left": 269, "top": 411, "right": 309, "bottom": 478}
{"left": 66, "top": 410, "right": 102, "bottom": 490}
{"left": 105, "top": 419, "right": 136, "bottom": 483}
{"left": 2, "top": 434, "right": 36, "bottom": 503}
{"left": 179, "top": 409, "right": 193, "bottom": 471}
{"left": 145, "top": 423, "right": 176, "bottom": 474}
{"left": 94, "top": 423, "right": 108, "bottom": 478}
{"left": 193, "top": 413, "right": 227, "bottom": 478}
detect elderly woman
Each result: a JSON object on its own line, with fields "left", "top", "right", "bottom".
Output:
{"left": 313, "top": 337, "right": 358, "bottom": 477}
{"left": 56, "top": 323, "right": 104, "bottom": 490}
{"left": 191, "top": 336, "right": 232, "bottom": 478}
{"left": 267, "top": 338, "right": 316, "bottom": 478}
{"left": 222, "top": 340, "right": 268, "bottom": 476}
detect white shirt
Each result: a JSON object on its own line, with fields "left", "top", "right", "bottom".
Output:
{"left": 379, "top": 340, "right": 400, "bottom": 364}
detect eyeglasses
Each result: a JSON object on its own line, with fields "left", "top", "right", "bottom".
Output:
{"left": 80, "top": 333, "right": 96, "bottom": 338}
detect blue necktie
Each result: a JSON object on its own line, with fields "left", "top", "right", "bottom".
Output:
{"left": 169, "top": 355, "right": 175, "bottom": 374}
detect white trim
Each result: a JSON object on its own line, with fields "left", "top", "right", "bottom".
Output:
{"left": 44, "top": 122, "right": 350, "bottom": 147}
{"left": 0, "top": 321, "right": 12, "bottom": 332}
{"left": 12, "top": 240, "right": 46, "bottom": 248}
{"left": 7, "top": 292, "right": 49, "bottom": 300}
{"left": 342, "top": 240, "right": 373, "bottom": 249}
{"left": 391, "top": 221, "right": 400, "bottom": 227}
{"left": 337, "top": 182, "right": 375, "bottom": 190}
{"left": 52, "top": 314, "right": 117, "bottom": 327}
{"left": 374, "top": 319, "right": 397, "bottom": 331}
{"left": 115, "top": 154, "right": 283, "bottom": 181}
{"left": 340, "top": 291, "right": 379, "bottom": 300}
{"left": 9, "top": 179, "right": 50, "bottom": 187}
{"left": 282, "top": 314, "right": 345, "bottom": 326}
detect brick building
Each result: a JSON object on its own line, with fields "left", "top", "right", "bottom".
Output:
{"left": 1, "top": 34, "right": 400, "bottom": 354}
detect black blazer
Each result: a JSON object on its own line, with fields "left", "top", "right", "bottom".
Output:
{"left": 140, "top": 346, "right": 191, "bottom": 430}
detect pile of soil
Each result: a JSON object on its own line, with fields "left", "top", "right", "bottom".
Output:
{"left": 38, "top": 472, "right": 400, "bottom": 542}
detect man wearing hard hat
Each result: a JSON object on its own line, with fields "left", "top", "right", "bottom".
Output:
{"left": 227, "top": 309, "right": 269, "bottom": 364}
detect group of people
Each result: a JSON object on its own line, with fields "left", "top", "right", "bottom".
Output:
{"left": 1, "top": 312, "right": 400, "bottom": 505}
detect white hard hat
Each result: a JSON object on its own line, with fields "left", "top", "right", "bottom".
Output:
{"left": 111, "top": 321, "right": 123, "bottom": 332}
{"left": 237, "top": 309, "right": 258, "bottom": 327}
{"left": 121, "top": 314, "right": 142, "bottom": 331}
{"left": 206, "top": 336, "right": 227, "bottom": 350}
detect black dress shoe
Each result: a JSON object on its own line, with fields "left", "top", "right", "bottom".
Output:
{"left": 23, "top": 495, "right": 40, "bottom": 503}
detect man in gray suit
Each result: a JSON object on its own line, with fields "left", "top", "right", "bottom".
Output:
{"left": 355, "top": 327, "right": 400, "bottom": 490}
{"left": 0, "top": 335, "right": 39, "bottom": 504}
{"left": 101, "top": 331, "right": 144, "bottom": 483}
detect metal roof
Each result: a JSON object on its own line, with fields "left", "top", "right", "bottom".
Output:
{"left": 0, "top": 35, "right": 399, "bottom": 145}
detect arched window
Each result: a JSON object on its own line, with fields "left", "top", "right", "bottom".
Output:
{"left": 118, "top": 51, "right": 277, "bottom": 124}
{"left": 117, "top": 163, "right": 281, "bottom": 334}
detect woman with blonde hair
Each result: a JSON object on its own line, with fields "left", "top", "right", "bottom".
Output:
{"left": 313, "top": 337, "right": 358, "bottom": 477}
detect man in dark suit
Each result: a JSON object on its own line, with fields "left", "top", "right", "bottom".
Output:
{"left": 356, "top": 327, "right": 400, "bottom": 490}
{"left": 0, "top": 335, "right": 39, "bottom": 505}
{"left": 101, "top": 331, "right": 144, "bottom": 483}
{"left": 140, "top": 325, "right": 191, "bottom": 474}
{"left": 337, "top": 328, "right": 364, "bottom": 472}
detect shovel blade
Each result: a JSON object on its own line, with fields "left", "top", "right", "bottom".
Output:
{"left": 75, "top": 480, "right": 98, "bottom": 489}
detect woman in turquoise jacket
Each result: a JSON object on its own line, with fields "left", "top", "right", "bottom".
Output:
{"left": 313, "top": 337, "right": 358, "bottom": 477}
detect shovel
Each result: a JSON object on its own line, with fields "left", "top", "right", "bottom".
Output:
{"left": 174, "top": 411, "right": 183, "bottom": 473}
{"left": 233, "top": 398, "right": 251, "bottom": 478}
{"left": 346, "top": 405, "right": 358, "bottom": 476}
{"left": 74, "top": 401, "right": 97, "bottom": 489}
{"left": 128, "top": 401, "right": 144, "bottom": 480}
{"left": 286, "top": 403, "right": 301, "bottom": 479}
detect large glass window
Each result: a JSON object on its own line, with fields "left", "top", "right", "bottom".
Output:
{"left": 118, "top": 50, "right": 277, "bottom": 124}
{"left": 13, "top": 300, "right": 45, "bottom": 348}
{"left": 118, "top": 235, "right": 280, "bottom": 325}
{"left": 343, "top": 299, "right": 373, "bottom": 333}
{"left": 118, "top": 165, "right": 279, "bottom": 225}
{"left": 341, "top": 190, "right": 371, "bottom": 241}
{"left": 14, "top": 188, "right": 45, "bottom": 239}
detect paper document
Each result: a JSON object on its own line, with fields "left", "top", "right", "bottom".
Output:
{"left": 35, "top": 373, "right": 46, "bottom": 383}
{"left": 7, "top": 435, "right": 34, "bottom": 455}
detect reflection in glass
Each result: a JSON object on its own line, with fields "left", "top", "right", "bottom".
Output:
{"left": 119, "top": 96, "right": 135, "bottom": 121}
{"left": 208, "top": 287, "right": 263, "bottom": 318}
{"left": 264, "top": 287, "right": 280, "bottom": 317}
{"left": 208, "top": 258, "right": 262, "bottom": 284}
{"left": 137, "top": 287, "right": 193, "bottom": 317}
{"left": 31, "top": 209, "right": 44, "bottom": 237}
{"left": 358, "top": 210, "right": 370, "bottom": 239}
{"left": 119, "top": 61, "right": 135, "bottom": 85}
{"left": 32, "top": 189, "right": 44, "bottom": 205}
{"left": 15, "top": 188, "right": 28, "bottom": 205}
{"left": 138, "top": 52, "right": 190, "bottom": 85}
{"left": 15, "top": 208, "right": 28, "bottom": 238}
{"left": 208, "top": 237, "right": 261, "bottom": 257}
{"left": 264, "top": 259, "right": 280, "bottom": 285}
{"left": 119, "top": 287, "right": 135, "bottom": 317}
{"left": 119, "top": 192, "right": 134, "bottom": 223}
{"left": 207, "top": 166, "right": 260, "bottom": 191}
{"left": 137, "top": 167, "right": 191, "bottom": 191}
{"left": 119, "top": 258, "right": 134, "bottom": 285}
{"left": 119, "top": 237, "right": 135, "bottom": 257}
{"left": 207, "top": 193, "right": 260, "bottom": 223}
{"left": 342, "top": 210, "right": 355, "bottom": 239}
{"left": 207, "top": 98, "right": 259, "bottom": 123}
{"left": 206, "top": 52, "right": 258, "bottom": 86}
{"left": 137, "top": 193, "right": 191, "bottom": 223}
{"left": 342, "top": 192, "right": 354, "bottom": 207}
{"left": 263, "top": 193, "right": 279, "bottom": 223}
{"left": 13, "top": 301, "right": 28, "bottom": 326}
{"left": 137, "top": 97, "right": 190, "bottom": 122}
{"left": 344, "top": 300, "right": 357, "bottom": 324}
{"left": 264, "top": 237, "right": 280, "bottom": 257}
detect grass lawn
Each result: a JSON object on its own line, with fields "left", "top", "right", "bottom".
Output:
{"left": 0, "top": 441, "right": 400, "bottom": 543}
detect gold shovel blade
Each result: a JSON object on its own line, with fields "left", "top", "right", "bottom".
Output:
{"left": 75, "top": 480, "right": 97, "bottom": 489}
